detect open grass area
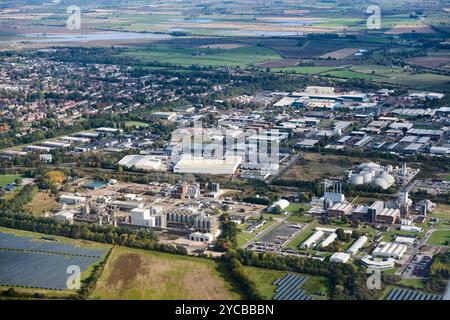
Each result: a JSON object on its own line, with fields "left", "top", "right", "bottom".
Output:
{"left": 427, "top": 230, "right": 450, "bottom": 246}
{"left": 430, "top": 204, "right": 450, "bottom": 229}
{"left": 280, "top": 152, "right": 370, "bottom": 181}
{"left": 244, "top": 266, "right": 330, "bottom": 300}
{"left": 0, "top": 174, "right": 21, "bottom": 187}
{"left": 124, "top": 121, "right": 150, "bottom": 128}
{"left": 24, "top": 191, "right": 59, "bottom": 217}
{"left": 285, "top": 203, "right": 311, "bottom": 213}
{"left": 91, "top": 246, "right": 244, "bottom": 300}
{"left": 119, "top": 45, "right": 281, "bottom": 67}
{"left": 287, "top": 214, "right": 315, "bottom": 224}
{"left": 272, "top": 66, "right": 342, "bottom": 74}
{"left": 398, "top": 278, "right": 426, "bottom": 290}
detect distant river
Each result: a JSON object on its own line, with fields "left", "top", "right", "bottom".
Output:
{"left": 20, "top": 32, "right": 173, "bottom": 43}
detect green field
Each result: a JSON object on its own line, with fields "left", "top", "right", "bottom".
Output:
{"left": 91, "top": 246, "right": 244, "bottom": 300}
{"left": 273, "top": 66, "right": 342, "bottom": 75}
{"left": 0, "top": 174, "right": 21, "bottom": 187}
{"left": 427, "top": 230, "right": 450, "bottom": 246}
{"left": 285, "top": 203, "right": 312, "bottom": 213}
{"left": 124, "top": 121, "right": 150, "bottom": 128}
{"left": 119, "top": 45, "right": 282, "bottom": 67}
{"left": 244, "top": 266, "right": 330, "bottom": 300}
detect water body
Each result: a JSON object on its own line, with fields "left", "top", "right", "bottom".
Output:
{"left": 21, "top": 32, "right": 173, "bottom": 43}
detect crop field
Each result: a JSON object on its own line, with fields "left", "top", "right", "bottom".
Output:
{"left": 316, "top": 65, "right": 450, "bottom": 91}
{"left": 0, "top": 229, "right": 109, "bottom": 291}
{"left": 119, "top": 45, "right": 281, "bottom": 67}
{"left": 407, "top": 52, "right": 450, "bottom": 71}
{"left": 91, "top": 246, "right": 244, "bottom": 300}
{"left": 320, "top": 48, "right": 359, "bottom": 59}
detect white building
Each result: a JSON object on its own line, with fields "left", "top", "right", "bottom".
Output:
{"left": 372, "top": 242, "right": 407, "bottom": 260}
{"left": 118, "top": 155, "right": 162, "bottom": 171}
{"left": 330, "top": 252, "right": 350, "bottom": 264}
{"left": 189, "top": 232, "right": 214, "bottom": 243}
{"left": 130, "top": 208, "right": 156, "bottom": 227}
{"left": 59, "top": 194, "right": 86, "bottom": 205}
{"left": 400, "top": 225, "right": 422, "bottom": 233}
{"left": 300, "top": 230, "right": 324, "bottom": 249}
{"left": 346, "top": 236, "right": 368, "bottom": 255}
{"left": 320, "top": 232, "right": 338, "bottom": 248}
{"left": 174, "top": 155, "right": 242, "bottom": 175}
{"left": 53, "top": 210, "right": 74, "bottom": 223}
{"left": 361, "top": 256, "right": 395, "bottom": 269}
{"left": 267, "top": 199, "right": 290, "bottom": 213}
{"left": 394, "top": 236, "right": 415, "bottom": 245}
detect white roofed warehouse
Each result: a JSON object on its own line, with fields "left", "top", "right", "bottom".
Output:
{"left": 118, "top": 155, "right": 163, "bottom": 171}
{"left": 268, "top": 199, "right": 290, "bottom": 213}
{"left": 330, "top": 252, "right": 350, "bottom": 264}
{"left": 346, "top": 236, "right": 368, "bottom": 255}
{"left": 174, "top": 155, "right": 242, "bottom": 175}
{"left": 300, "top": 230, "right": 324, "bottom": 249}
{"left": 372, "top": 242, "right": 407, "bottom": 260}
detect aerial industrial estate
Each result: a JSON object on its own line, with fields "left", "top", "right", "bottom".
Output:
{"left": 0, "top": 0, "right": 449, "bottom": 305}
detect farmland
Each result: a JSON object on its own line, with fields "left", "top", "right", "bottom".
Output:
{"left": 118, "top": 45, "right": 281, "bottom": 67}
{"left": 91, "top": 246, "right": 244, "bottom": 300}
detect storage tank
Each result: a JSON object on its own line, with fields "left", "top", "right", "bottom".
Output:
{"left": 351, "top": 173, "right": 364, "bottom": 185}
{"left": 363, "top": 171, "right": 373, "bottom": 183}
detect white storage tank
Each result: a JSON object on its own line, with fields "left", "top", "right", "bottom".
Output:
{"left": 351, "top": 173, "right": 364, "bottom": 185}
{"left": 363, "top": 171, "right": 374, "bottom": 183}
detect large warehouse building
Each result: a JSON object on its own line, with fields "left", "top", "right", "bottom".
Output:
{"left": 174, "top": 155, "right": 242, "bottom": 175}
{"left": 118, "top": 154, "right": 163, "bottom": 171}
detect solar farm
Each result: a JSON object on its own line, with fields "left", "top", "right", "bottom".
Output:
{"left": 385, "top": 288, "right": 443, "bottom": 301}
{"left": 0, "top": 231, "right": 108, "bottom": 291}
{"left": 272, "top": 274, "right": 314, "bottom": 300}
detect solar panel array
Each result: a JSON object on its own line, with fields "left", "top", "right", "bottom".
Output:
{"left": 386, "top": 287, "right": 443, "bottom": 301}
{"left": 0, "top": 233, "right": 106, "bottom": 257}
{"left": 0, "top": 232, "right": 107, "bottom": 290}
{"left": 272, "top": 274, "right": 313, "bottom": 300}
